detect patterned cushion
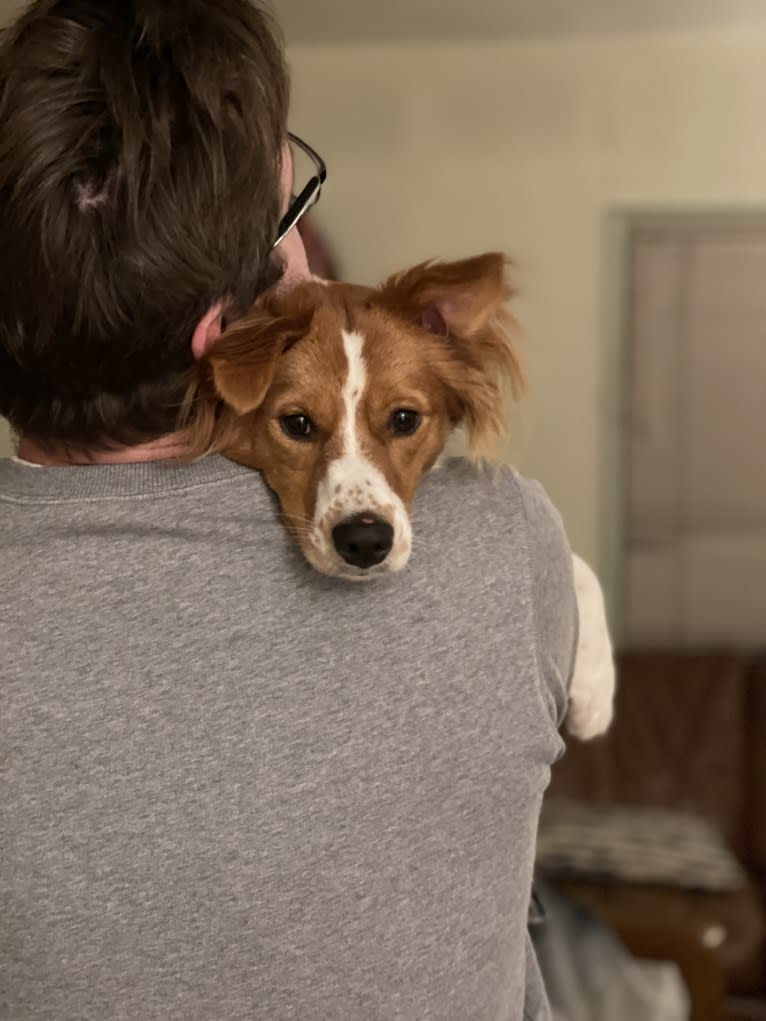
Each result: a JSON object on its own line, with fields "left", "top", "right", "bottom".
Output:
{"left": 537, "top": 798, "right": 747, "bottom": 893}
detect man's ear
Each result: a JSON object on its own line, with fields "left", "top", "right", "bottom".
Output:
{"left": 206, "top": 307, "right": 314, "bottom": 415}
{"left": 192, "top": 302, "right": 225, "bottom": 360}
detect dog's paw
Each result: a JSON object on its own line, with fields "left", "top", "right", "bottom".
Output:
{"left": 566, "top": 659, "right": 615, "bottom": 740}
{"left": 565, "top": 554, "right": 616, "bottom": 741}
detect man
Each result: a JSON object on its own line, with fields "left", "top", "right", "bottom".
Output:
{"left": 0, "top": 3, "right": 577, "bottom": 1018}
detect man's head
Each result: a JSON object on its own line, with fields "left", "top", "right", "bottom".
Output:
{"left": 0, "top": 0, "right": 291, "bottom": 455}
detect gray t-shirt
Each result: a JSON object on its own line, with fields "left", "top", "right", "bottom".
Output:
{"left": 0, "top": 455, "right": 576, "bottom": 1021}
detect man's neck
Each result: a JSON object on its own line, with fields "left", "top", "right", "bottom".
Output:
{"left": 16, "top": 432, "right": 190, "bottom": 467}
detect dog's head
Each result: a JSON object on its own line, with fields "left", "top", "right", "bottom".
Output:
{"left": 185, "top": 253, "right": 521, "bottom": 579}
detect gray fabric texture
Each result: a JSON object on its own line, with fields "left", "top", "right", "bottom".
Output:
{"left": 1, "top": 455, "right": 576, "bottom": 1021}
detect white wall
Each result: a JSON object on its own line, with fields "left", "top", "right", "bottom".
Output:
{"left": 287, "top": 29, "right": 766, "bottom": 572}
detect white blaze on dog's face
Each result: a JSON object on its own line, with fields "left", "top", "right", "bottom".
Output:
{"left": 308, "top": 329, "right": 413, "bottom": 576}
{"left": 195, "top": 255, "right": 521, "bottom": 579}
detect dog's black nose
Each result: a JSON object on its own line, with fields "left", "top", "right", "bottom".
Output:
{"left": 332, "top": 514, "right": 394, "bottom": 569}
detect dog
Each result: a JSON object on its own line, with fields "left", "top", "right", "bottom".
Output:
{"left": 184, "top": 253, "right": 615, "bottom": 739}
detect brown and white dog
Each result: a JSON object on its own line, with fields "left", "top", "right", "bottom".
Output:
{"left": 184, "top": 254, "right": 614, "bottom": 739}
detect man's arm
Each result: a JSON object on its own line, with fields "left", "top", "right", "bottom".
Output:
{"left": 520, "top": 477, "right": 579, "bottom": 730}
{"left": 520, "top": 477, "right": 615, "bottom": 740}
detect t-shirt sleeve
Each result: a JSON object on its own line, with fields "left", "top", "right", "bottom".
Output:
{"left": 518, "top": 476, "right": 578, "bottom": 728}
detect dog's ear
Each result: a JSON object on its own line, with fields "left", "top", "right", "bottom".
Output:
{"left": 207, "top": 307, "right": 314, "bottom": 415}
{"left": 180, "top": 306, "right": 314, "bottom": 460}
{"left": 379, "top": 252, "right": 511, "bottom": 338}
{"left": 379, "top": 253, "right": 523, "bottom": 456}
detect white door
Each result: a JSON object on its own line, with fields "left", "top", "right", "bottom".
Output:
{"left": 625, "top": 225, "right": 766, "bottom": 647}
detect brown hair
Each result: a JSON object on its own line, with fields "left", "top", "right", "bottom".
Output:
{"left": 0, "top": 0, "right": 289, "bottom": 453}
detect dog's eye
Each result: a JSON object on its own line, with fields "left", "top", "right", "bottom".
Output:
{"left": 280, "top": 414, "right": 316, "bottom": 441}
{"left": 389, "top": 409, "right": 421, "bottom": 437}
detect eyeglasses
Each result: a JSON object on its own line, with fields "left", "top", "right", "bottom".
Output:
{"left": 272, "top": 132, "right": 327, "bottom": 249}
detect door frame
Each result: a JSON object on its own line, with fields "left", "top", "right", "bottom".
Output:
{"left": 602, "top": 206, "right": 766, "bottom": 647}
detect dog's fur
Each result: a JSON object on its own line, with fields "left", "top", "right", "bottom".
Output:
{"left": 183, "top": 254, "right": 614, "bottom": 739}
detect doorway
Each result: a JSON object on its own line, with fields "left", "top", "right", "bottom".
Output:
{"left": 615, "top": 216, "right": 766, "bottom": 648}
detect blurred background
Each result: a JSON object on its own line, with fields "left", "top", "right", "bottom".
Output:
{"left": 2, "top": 2, "right": 766, "bottom": 1016}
